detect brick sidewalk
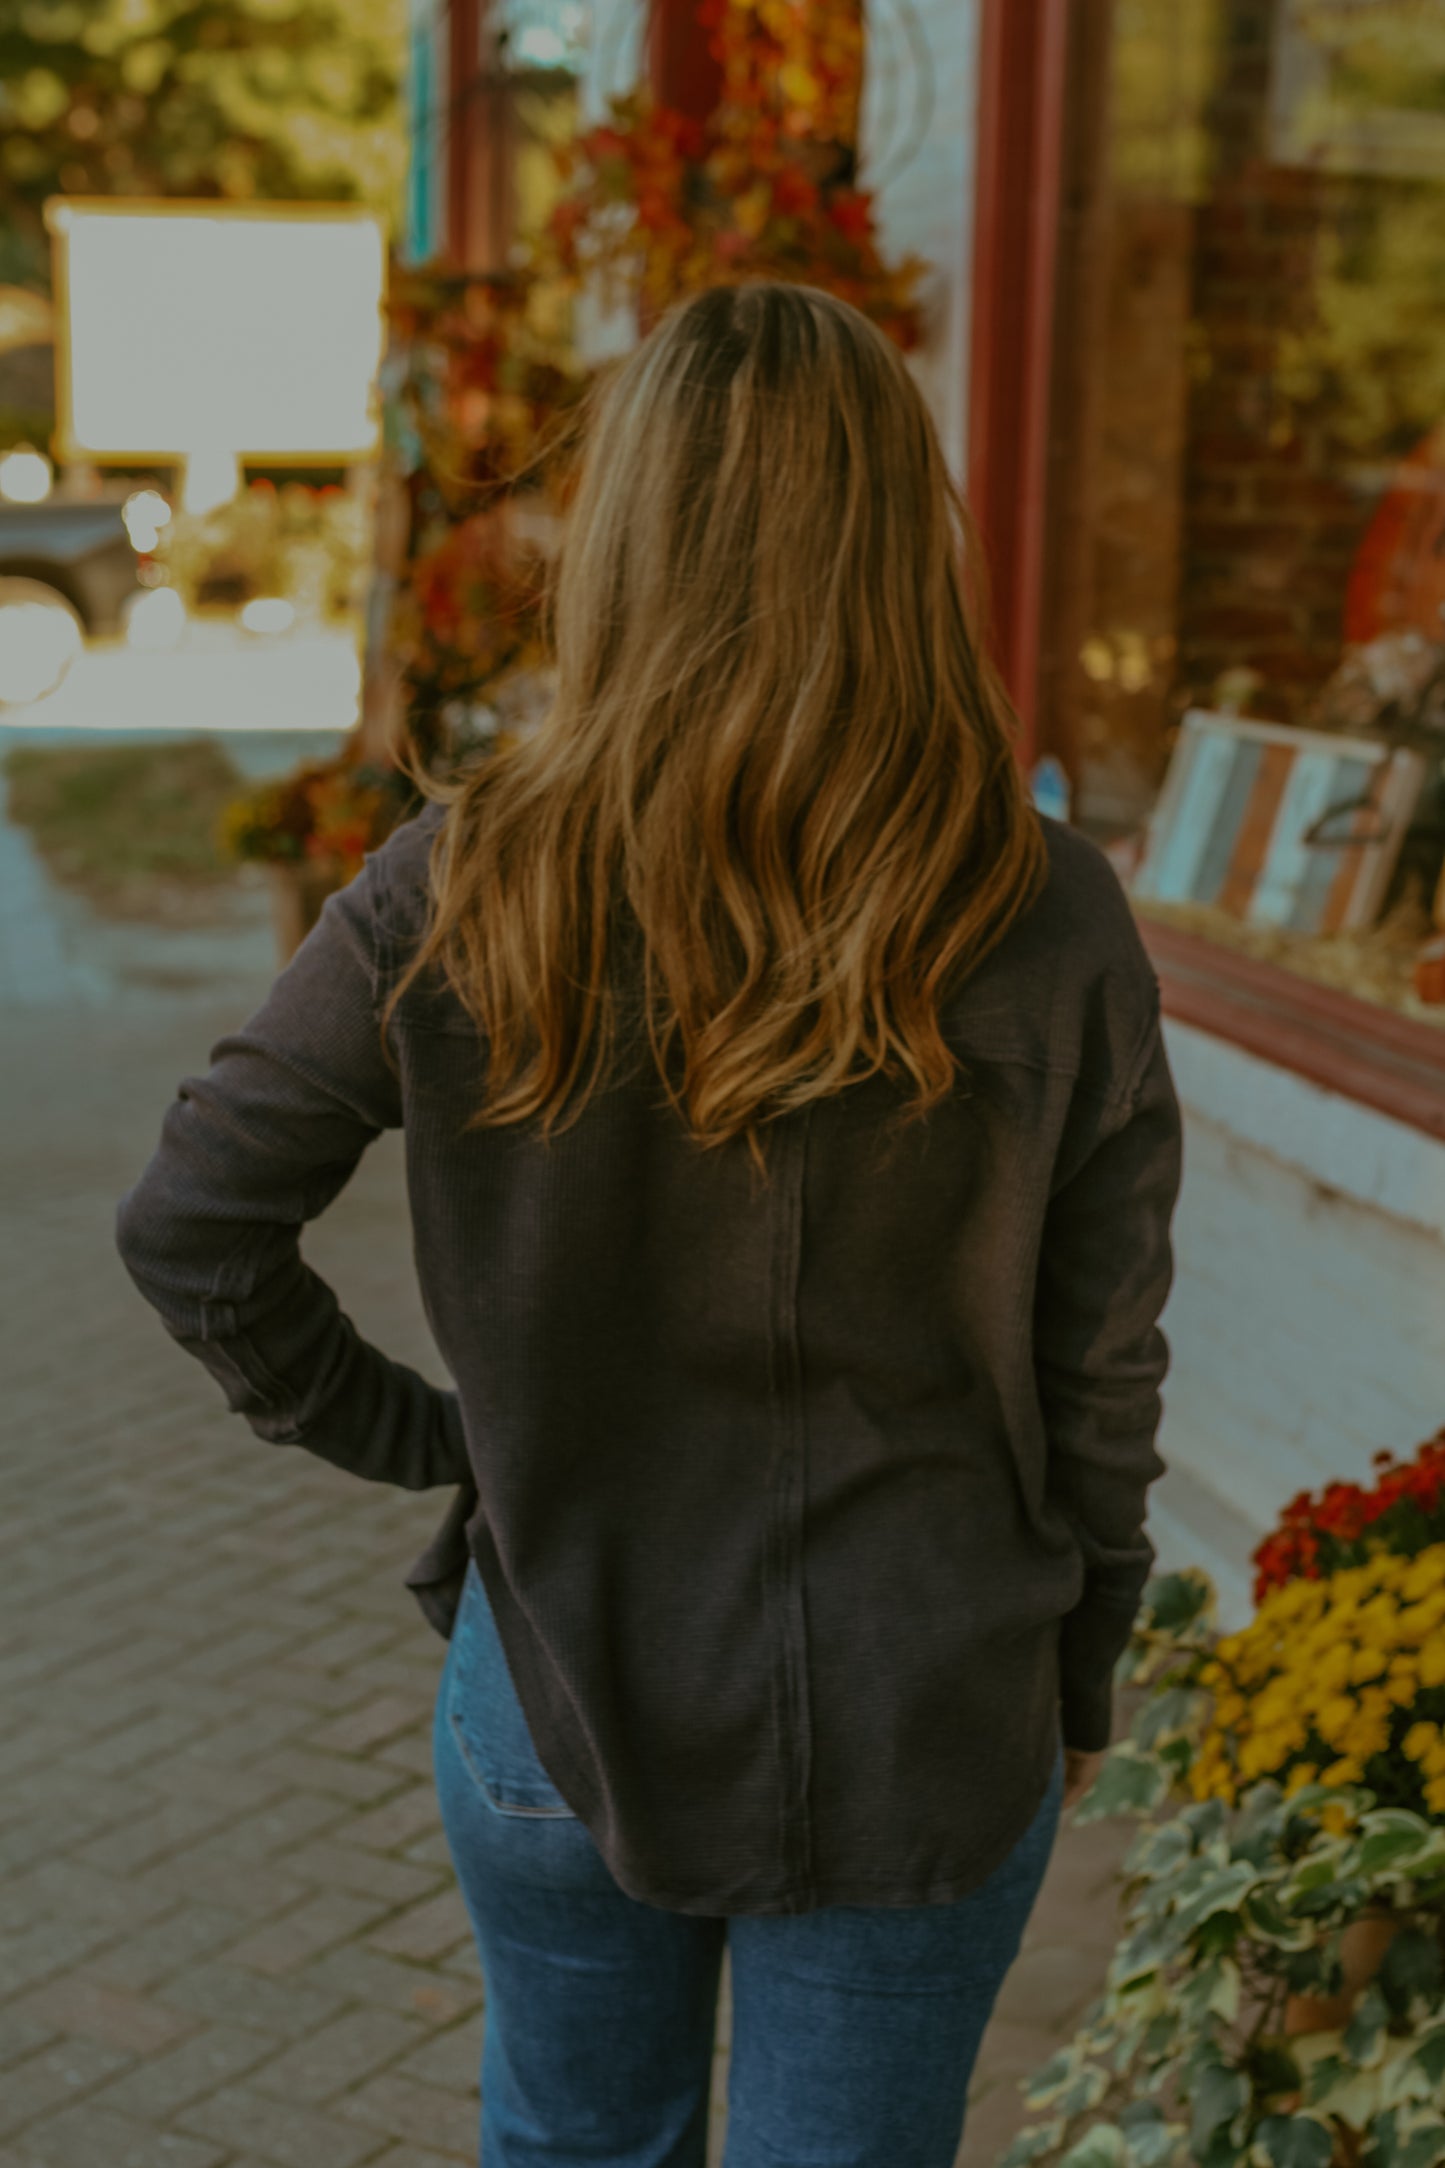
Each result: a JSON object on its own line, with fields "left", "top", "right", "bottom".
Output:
{"left": 0, "top": 855, "right": 1130, "bottom": 2168}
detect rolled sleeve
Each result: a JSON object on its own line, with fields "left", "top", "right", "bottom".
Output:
{"left": 115, "top": 844, "right": 468, "bottom": 1492}
{"left": 1035, "top": 1000, "right": 1182, "bottom": 1750}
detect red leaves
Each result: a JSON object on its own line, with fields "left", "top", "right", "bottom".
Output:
{"left": 585, "top": 125, "right": 631, "bottom": 165}
{"left": 655, "top": 107, "right": 707, "bottom": 161}
{"left": 825, "top": 188, "right": 872, "bottom": 244}
{"left": 771, "top": 164, "right": 818, "bottom": 218}
{"left": 545, "top": 0, "right": 923, "bottom": 350}
{"left": 635, "top": 186, "right": 681, "bottom": 235}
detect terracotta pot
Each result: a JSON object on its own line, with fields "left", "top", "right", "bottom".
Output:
{"left": 1283, "top": 1911, "right": 1400, "bottom": 2037}
{"left": 1415, "top": 934, "right": 1445, "bottom": 1006}
{"left": 265, "top": 861, "right": 341, "bottom": 965}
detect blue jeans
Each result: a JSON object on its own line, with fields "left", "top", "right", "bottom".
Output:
{"left": 434, "top": 1562, "right": 1063, "bottom": 2168}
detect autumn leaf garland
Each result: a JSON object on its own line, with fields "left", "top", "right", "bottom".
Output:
{"left": 547, "top": 0, "right": 924, "bottom": 347}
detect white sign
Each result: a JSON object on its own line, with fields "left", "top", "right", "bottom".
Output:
{"left": 1271, "top": 0, "right": 1445, "bottom": 179}
{"left": 48, "top": 201, "right": 387, "bottom": 462}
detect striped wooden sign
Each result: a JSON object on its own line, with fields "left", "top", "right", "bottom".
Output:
{"left": 1134, "top": 710, "right": 1427, "bottom": 936}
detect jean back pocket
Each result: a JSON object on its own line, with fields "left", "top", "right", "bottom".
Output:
{"left": 446, "top": 1562, "right": 575, "bottom": 1819}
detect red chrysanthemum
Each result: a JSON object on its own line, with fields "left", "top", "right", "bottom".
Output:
{"left": 1251, "top": 1429, "right": 1445, "bottom": 1602}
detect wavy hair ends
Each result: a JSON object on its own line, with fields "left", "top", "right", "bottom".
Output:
{"left": 401, "top": 281, "right": 1047, "bottom": 1150}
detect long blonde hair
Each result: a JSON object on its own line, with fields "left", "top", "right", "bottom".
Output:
{"left": 404, "top": 281, "right": 1046, "bottom": 1147}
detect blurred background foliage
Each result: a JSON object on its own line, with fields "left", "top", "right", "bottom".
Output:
{"left": 0, "top": 0, "right": 408, "bottom": 291}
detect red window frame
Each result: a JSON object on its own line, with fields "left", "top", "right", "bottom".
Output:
{"left": 650, "top": 0, "right": 724, "bottom": 117}
{"left": 966, "top": 0, "right": 1070, "bottom": 775}
{"left": 967, "top": 0, "right": 1445, "bottom": 1140}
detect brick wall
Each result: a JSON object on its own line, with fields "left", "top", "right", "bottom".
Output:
{"left": 1174, "top": 0, "right": 1369, "bottom": 727}
{"left": 1061, "top": 0, "right": 1411, "bottom": 823}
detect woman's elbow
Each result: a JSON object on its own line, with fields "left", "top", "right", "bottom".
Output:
{"left": 114, "top": 1176, "right": 172, "bottom": 1291}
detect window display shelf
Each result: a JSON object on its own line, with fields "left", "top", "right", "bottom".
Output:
{"left": 1138, "top": 916, "right": 1445, "bottom": 1144}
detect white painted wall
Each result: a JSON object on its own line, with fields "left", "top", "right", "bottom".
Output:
{"left": 581, "top": 0, "right": 645, "bottom": 118}
{"left": 1148, "top": 1020, "right": 1445, "bottom": 1624}
{"left": 572, "top": 0, "right": 647, "bottom": 363}
{"left": 860, "top": 0, "right": 980, "bottom": 478}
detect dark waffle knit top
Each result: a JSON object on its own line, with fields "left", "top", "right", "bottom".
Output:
{"left": 118, "top": 805, "right": 1181, "bottom": 1916}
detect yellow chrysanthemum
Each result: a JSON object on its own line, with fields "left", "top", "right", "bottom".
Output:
{"left": 1420, "top": 1640, "right": 1445, "bottom": 1691}
{"left": 1314, "top": 1695, "right": 1358, "bottom": 1745}
{"left": 1186, "top": 1543, "right": 1445, "bottom": 1818}
{"left": 1238, "top": 1733, "right": 1284, "bottom": 1779}
{"left": 1396, "top": 1603, "right": 1440, "bottom": 1647}
{"left": 1342, "top": 1715, "right": 1391, "bottom": 1764}
{"left": 1401, "top": 1553, "right": 1445, "bottom": 1602}
{"left": 1313, "top": 1644, "right": 1354, "bottom": 1693}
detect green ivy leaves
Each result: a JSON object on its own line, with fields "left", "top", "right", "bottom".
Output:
{"left": 1059, "top": 2129, "right": 1128, "bottom": 2168}
{"left": 1075, "top": 1743, "right": 1172, "bottom": 1825}
{"left": 1250, "top": 2114, "right": 1334, "bottom": 2168}
{"left": 1378, "top": 1927, "right": 1444, "bottom": 2018}
{"left": 1004, "top": 1567, "right": 1445, "bottom": 2168}
{"left": 1118, "top": 2102, "right": 1182, "bottom": 2166}
{"left": 1189, "top": 2061, "right": 1249, "bottom": 2154}
{"left": 1356, "top": 1812, "right": 1445, "bottom": 1881}
{"left": 1138, "top": 1570, "right": 1216, "bottom": 1641}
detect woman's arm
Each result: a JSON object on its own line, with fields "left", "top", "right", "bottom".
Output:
{"left": 1034, "top": 996, "right": 1183, "bottom": 1753}
{"left": 115, "top": 846, "right": 468, "bottom": 1492}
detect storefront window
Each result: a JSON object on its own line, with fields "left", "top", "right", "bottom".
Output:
{"left": 499, "top": 0, "right": 591, "bottom": 266}
{"left": 1050, "top": 0, "right": 1445, "bottom": 1022}
{"left": 499, "top": 0, "right": 590, "bottom": 72}
{"left": 407, "top": 0, "right": 588, "bottom": 265}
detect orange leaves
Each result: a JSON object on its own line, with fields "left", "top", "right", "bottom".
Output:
{"left": 701, "top": 0, "right": 865, "bottom": 149}
{"left": 733, "top": 184, "right": 773, "bottom": 238}
{"left": 770, "top": 163, "right": 818, "bottom": 217}
{"left": 546, "top": 0, "right": 923, "bottom": 350}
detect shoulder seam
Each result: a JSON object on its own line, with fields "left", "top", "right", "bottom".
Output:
{"left": 1101, "top": 977, "right": 1163, "bottom": 1138}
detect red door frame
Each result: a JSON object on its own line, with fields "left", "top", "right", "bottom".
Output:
{"left": 966, "top": 0, "right": 1072, "bottom": 767}
{"left": 649, "top": 0, "right": 724, "bottom": 117}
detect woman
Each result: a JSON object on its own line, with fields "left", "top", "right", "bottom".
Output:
{"left": 118, "top": 282, "right": 1182, "bottom": 2168}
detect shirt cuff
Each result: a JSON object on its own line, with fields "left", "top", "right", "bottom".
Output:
{"left": 1058, "top": 1585, "right": 1144, "bottom": 1752}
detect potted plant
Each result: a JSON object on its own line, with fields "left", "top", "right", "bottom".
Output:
{"left": 1003, "top": 1432, "right": 1445, "bottom": 2168}
{"left": 220, "top": 755, "right": 419, "bottom": 961}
